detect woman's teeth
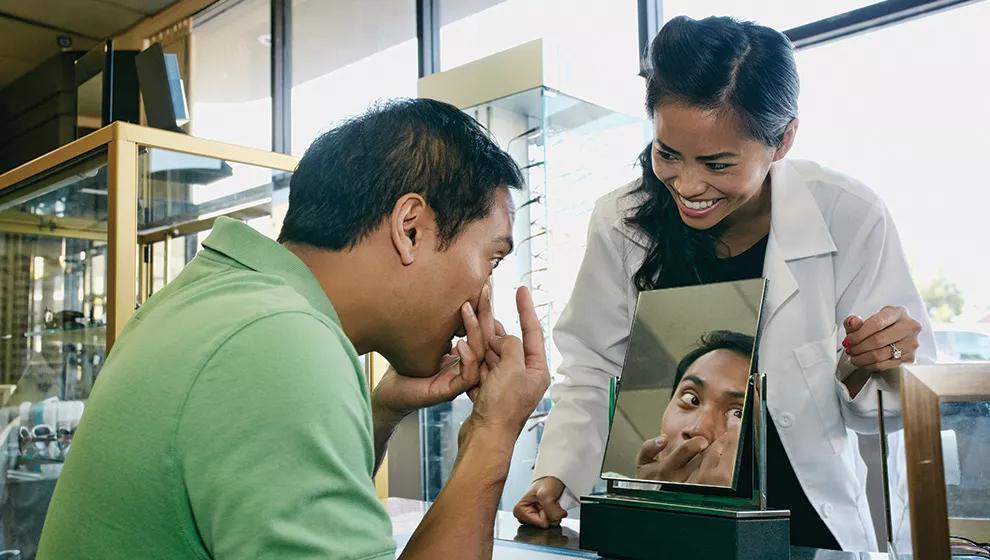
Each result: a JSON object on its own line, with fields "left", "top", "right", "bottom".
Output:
{"left": 680, "top": 196, "right": 721, "bottom": 210}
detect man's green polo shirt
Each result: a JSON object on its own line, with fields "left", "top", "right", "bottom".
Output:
{"left": 38, "top": 217, "right": 395, "bottom": 560}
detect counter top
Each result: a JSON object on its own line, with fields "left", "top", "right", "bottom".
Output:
{"left": 384, "top": 498, "right": 891, "bottom": 559}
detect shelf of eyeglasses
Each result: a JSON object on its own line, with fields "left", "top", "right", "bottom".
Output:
{"left": 20, "top": 324, "right": 106, "bottom": 345}
{"left": 12, "top": 454, "right": 67, "bottom": 467}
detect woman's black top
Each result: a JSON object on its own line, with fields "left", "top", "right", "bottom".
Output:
{"left": 657, "top": 234, "right": 841, "bottom": 550}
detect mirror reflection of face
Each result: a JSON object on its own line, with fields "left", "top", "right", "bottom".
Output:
{"left": 660, "top": 348, "right": 749, "bottom": 446}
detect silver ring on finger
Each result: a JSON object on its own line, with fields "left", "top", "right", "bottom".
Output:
{"left": 889, "top": 343, "right": 903, "bottom": 360}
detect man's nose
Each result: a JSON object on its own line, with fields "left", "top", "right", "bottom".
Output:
{"left": 682, "top": 410, "right": 720, "bottom": 443}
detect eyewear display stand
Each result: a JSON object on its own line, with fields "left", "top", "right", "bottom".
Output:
{"left": 580, "top": 373, "right": 790, "bottom": 560}
{"left": 580, "top": 280, "right": 790, "bottom": 560}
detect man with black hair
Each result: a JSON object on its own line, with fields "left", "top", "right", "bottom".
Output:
{"left": 635, "top": 330, "right": 754, "bottom": 486}
{"left": 39, "top": 99, "right": 549, "bottom": 559}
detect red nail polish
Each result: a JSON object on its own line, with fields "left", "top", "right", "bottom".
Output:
{"left": 842, "top": 338, "right": 850, "bottom": 348}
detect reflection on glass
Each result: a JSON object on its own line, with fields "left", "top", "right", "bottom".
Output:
{"left": 0, "top": 150, "right": 110, "bottom": 557}
{"left": 885, "top": 401, "right": 990, "bottom": 559}
{"left": 137, "top": 147, "right": 283, "bottom": 297}
{"left": 601, "top": 279, "right": 764, "bottom": 488}
{"left": 0, "top": 152, "right": 110, "bottom": 403}
{"left": 944, "top": 400, "right": 990, "bottom": 558}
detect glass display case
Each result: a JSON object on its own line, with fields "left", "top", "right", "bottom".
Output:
{"left": 413, "top": 81, "right": 649, "bottom": 507}
{"left": 0, "top": 122, "right": 296, "bottom": 557}
{"left": 880, "top": 364, "right": 990, "bottom": 560}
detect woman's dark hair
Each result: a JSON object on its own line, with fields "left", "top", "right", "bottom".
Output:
{"left": 628, "top": 16, "right": 800, "bottom": 290}
{"left": 672, "top": 330, "right": 756, "bottom": 394}
{"left": 279, "top": 98, "right": 523, "bottom": 250}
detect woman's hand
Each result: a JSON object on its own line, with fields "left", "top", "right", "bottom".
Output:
{"left": 842, "top": 305, "right": 922, "bottom": 372}
{"left": 513, "top": 476, "right": 568, "bottom": 529}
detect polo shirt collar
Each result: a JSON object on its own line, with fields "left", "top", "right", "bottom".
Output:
{"left": 202, "top": 217, "right": 340, "bottom": 325}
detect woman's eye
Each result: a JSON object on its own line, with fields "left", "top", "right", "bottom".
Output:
{"left": 656, "top": 150, "right": 677, "bottom": 162}
{"left": 490, "top": 258, "right": 503, "bottom": 270}
{"left": 679, "top": 392, "right": 700, "bottom": 406}
{"left": 706, "top": 162, "right": 732, "bottom": 171}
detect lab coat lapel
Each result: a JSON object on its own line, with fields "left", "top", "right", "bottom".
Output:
{"left": 761, "top": 160, "right": 838, "bottom": 325}
{"left": 761, "top": 235, "right": 798, "bottom": 326}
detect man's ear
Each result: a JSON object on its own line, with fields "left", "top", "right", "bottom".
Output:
{"left": 390, "top": 193, "right": 429, "bottom": 266}
{"left": 773, "top": 118, "right": 799, "bottom": 162}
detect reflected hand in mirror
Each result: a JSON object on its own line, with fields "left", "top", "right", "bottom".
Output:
{"left": 685, "top": 421, "right": 741, "bottom": 486}
{"left": 513, "top": 522, "right": 577, "bottom": 548}
{"left": 631, "top": 330, "right": 750, "bottom": 486}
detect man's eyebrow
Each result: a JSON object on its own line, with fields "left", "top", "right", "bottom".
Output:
{"left": 681, "top": 374, "right": 705, "bottom": 388}
{"left": 494, "top": 235, "right": 513, "bottom": 254}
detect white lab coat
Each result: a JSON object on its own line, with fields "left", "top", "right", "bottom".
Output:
{"left": 531, "top": 158, "right": 936, "bottom": 552}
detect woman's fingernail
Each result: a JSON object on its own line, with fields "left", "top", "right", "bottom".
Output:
{"left": 842, "top": 338, "right": 850, "bottom": 347}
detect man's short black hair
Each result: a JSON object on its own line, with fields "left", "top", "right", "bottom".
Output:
{"left": 672, "top": 330, "right": 755, "bottom": 393}
{"left": 278, "top": 98, "right": 523, "bottom": 250}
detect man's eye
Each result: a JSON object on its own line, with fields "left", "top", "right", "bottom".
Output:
{"left": 679, "top": 392, "right": 700, "bottom": 406}
{"left": 728, "top": 408, "right": 743, "bottom": 419}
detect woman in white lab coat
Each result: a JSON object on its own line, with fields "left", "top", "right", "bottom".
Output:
{"left": 513, "top": 16, "right": 935, "bottom": 551}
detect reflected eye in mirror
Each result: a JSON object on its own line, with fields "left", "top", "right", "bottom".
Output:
{"left": 726, "top": 408, "right": 743, "bottom": 430}
{"left": 679, "top": 391, "right": 700, "bottom": 407}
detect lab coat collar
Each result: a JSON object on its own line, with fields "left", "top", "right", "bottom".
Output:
{"left": 768, "top": 159, "right": 838, "bottom": 262}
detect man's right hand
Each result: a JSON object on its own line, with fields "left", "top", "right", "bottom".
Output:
{"left": 513, "top": 477, "right": 567, "bottom": 529}
{"left": 635, "top": 435, "right": 710, "bottom": 482}
{"left": 459, "top": 286, "right": 550, "bottom": 443}
{"left": 399, "top": 286, "right": 549, "bottom": 560}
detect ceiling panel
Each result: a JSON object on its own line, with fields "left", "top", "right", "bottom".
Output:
{"left": 99, "top": 0, "right": 178, "bottom": 16}
{"left": 1, "top": 0, "right": 148, "bottom": 39}
{"left": 0, "top": 17, "right": 100, "bottom": 89}
{"left": 0, "top": 0, "right": 181, "bottom": 90}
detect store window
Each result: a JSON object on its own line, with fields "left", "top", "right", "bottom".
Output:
{"left": 440, "top": 0, "right": 639, "bottom": 77}
{"left": 290, "top": 0, "right": 418, "bottom": 155}
{"left": 189, "top": 0, "right": 272, "bottom": 150}
{"left": 662, "top": 0, "right": 879, "bottom": 30}
{"left": 789, "top": 1, "right": 990, "bottom": 361}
